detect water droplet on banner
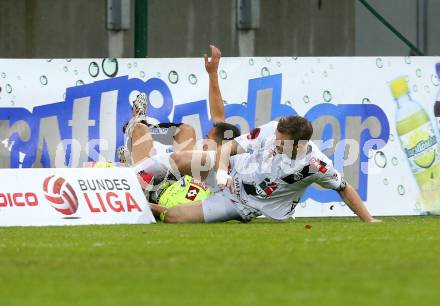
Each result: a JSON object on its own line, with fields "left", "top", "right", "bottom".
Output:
{"left": 248, "top": 58, "right": 254, "bottom": 65}
{"left": 241, "top": 101, "right": 247, "bottom": 106}
{"left": 5, "top": 84, "right": 12, "bottom": 94}
{"left": 223, "top": 100, "right": 228, "bottom": 105}
{"left": 219, "top": 69, "right": 227, "bottom": 79}
{"left": 397, "top": 185, "right": 405, "bottom": 195}
{"left": 404, "top": 57, "right": 411, "bottom": 64}
{"left": 376, "top": 58, "right": 383, "bottom": 68}
{"left": 383, "top": 178, "right": 389, "bottom": 185}
{"left": 391, "top": 157, "right": 398, "bottom": 166}
{"left": 1, "top": 72, "right": 6, "bottom": 78}
{"left": 63, "top": 93, "right": 66, "bottom": 100}
{"left": 39, "top": 75, "right": 48, "bottom": 85}
{"left": 134, "top": 62, "right": 138, "bottom": 68}
{"left": 285, "top": 100, "right": 292, "bottom": 106}
{"left": 389, "top": 134, "right": 394, "bottom": 141}
{"left": 46, "top": 59, "right": 52, "bottom": 62}
{"left": 265, "top": 57, "right": 271, "bottom": 62}
{"left": 362, "top": 98, "right": 371, "bottom": 104}
{"left": 66, "top": 59, "right": 72, "bottom": 62}
{"left": 292, "top": 57, "right": 298, "bottom": 60}
{"left": 17, "top": 75, "right": 21, "bottom": 80}
{"left": 329, "top": 64, "right": 334, "bottom": 70}
{"left": 10, "top": 100, "right": 15, "bottom": 106}
{"left": 261, "top": 67, "right": 270, "bottom": 77}
{"left": 303, "top": 95, "right": 310, "bottom": 104}
{"left": 188, "top": 74, "right": 197, "bottom": 85}
{"left": 127, "top": 63, "right": 132, "bottom": 69}
{"left": 374, "top": 151, "right": 387, "bottom": 168}
{"left": 424, "top": 85, "right": 430, "bottom": 93}
{"left": 140, "top": 71, "right": 146, "bottom": 78}
{"left": 323, "top": 71, "right": 328, "bottom": 77}
{"left": 76, "top": 80, "right": 84, "bottom": 86}
{"left": 413, "top": 84, "right": 418, "bottom": 92}
{"left": 416, "top": 68, "right": 422, "bottom": 78}
{"left": 367, "top": 150, "right": 373, "bottom": 159}
{"left": 168, "top": 71, "right": 179, "bottom": 84}
{"left": 88, "top": 62, "right": 100, "bottom": 77}
{"left": 102, "top": 58, "right": 118, "bottom": 77}
{"left": 323, "top": 90, "right": 332, "bottom": 102}
{"left": 431, "top": 74, "right": 440, "bottom": 86}
{"left": 74, "top": 69, "right": 78, "bottom": 75}
{"left": 276, "top": 61, "right": 281, "bottom": 67}
{"left": 156, "top": 72, "right": 161, "bottom": 77}
{"left": 63, "top": 66, "right": 68, "bottom": 72}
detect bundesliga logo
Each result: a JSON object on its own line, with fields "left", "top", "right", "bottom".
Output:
{"left": 43, "top": 175, "right": 79, "bottom": 215}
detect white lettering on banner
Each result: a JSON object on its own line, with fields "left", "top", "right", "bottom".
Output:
{"left": 0, "top": 168, "right": 155, "bottom": 226}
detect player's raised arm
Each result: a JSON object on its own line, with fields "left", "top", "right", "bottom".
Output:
{"left": 204, "top": 45, "right": 225, "bottom": 123}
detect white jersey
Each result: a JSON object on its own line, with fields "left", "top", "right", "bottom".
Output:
{"left": 226, "top": 121, "right": 345, "bottom": 220}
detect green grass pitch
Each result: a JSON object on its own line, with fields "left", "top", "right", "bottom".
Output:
{"left": 1, "top": 216, "right": 439, "bottom": 306}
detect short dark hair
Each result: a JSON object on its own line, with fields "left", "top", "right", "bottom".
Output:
{"left": 212, "top": 122, "right": 241, "bottom": 142}
{"left": 277, "top": 116, "right": 313, "bottom": 142}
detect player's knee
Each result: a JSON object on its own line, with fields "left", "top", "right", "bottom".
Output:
{"left": 178, "top": 123, "right": 195, "bottom": 136}
{"left": 170, "top": 151, "right": 186, "bottom": 168}
{"left": 132, "top": 123, "right": 149, "bottom": 138}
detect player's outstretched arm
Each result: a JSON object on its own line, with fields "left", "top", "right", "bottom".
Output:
{"left": 338, "top": 183, "right": 381, "bottom": 223}
{"left": 204, "top": 45, "right": 225, "bottom": 123}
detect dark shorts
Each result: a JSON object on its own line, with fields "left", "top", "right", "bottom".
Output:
{"left": 147, "top": 122, "right": 183, "bottom": 145}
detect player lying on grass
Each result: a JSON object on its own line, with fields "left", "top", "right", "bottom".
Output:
{"left": 120, "top": 45, "right": 241, "bottom": 209}
{"left": 120, "top": 45, "right": 239, "bottom": 166}
{"left": 147, "top": 116, "right": 381, "bottom": 223}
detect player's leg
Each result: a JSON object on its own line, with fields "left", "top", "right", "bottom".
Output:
{"left": 150, "top": 193, "right": 244, "bottom": 223}
{"left": 173, "top": 123, "right": 196, "bottom": 152}
{"left": 131, "top": 122, "right": 154, "bottom": 164}
{"left": 171, "top": 150, "right": 215, "bottom": 181}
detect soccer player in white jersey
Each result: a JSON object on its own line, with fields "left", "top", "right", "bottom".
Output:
{"left": 148, "top": 115, "right": 380, "bottom": 223}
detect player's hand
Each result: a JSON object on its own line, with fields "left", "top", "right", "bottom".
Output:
{"left": 204, "top": 45, "right": 221, "bottom": 75}
{"left": 216, "top": 169, "right": 233, "bottom": 192}
{"left": 366, "top": 217, "right": 382, "bottom": 223}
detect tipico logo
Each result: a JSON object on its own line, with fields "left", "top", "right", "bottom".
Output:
{"left": 42, "top": 175, "right": 79, "bottom": 215}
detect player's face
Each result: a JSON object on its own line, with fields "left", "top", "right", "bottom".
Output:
{"left": 275, "top": 131, "right": 308, "bottom": 159}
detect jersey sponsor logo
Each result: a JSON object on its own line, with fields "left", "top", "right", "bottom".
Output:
{"left": 258, "top": 178, "right": 278, "bottom": 196}
{"left": 310, "top": 157, "right": 328, "bottom": 174}
{"left": 282, "top": 165, "right": 314, "bottom": 184}
{"left": 247, "top": 128, "right": 261, "bottom": 140}
{"left": 190, "top": 178, "right": 209, "bottom": 191}
{"left": 150, "top": 127, "right": 170, "bottom": 135}
{"left": 185, "top": 185, "right": 200, "bottom": 201}
{"left": 243, "top": 178, "right": 278, "bottom": 197}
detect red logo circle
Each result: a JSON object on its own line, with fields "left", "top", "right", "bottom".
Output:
{"left": 43, "top": 175, "right": 79, "bottom": 215}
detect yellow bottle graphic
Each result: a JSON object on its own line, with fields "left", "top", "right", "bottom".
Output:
{"left": 390, "top": 77, "right": 440, "bottom": 213}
